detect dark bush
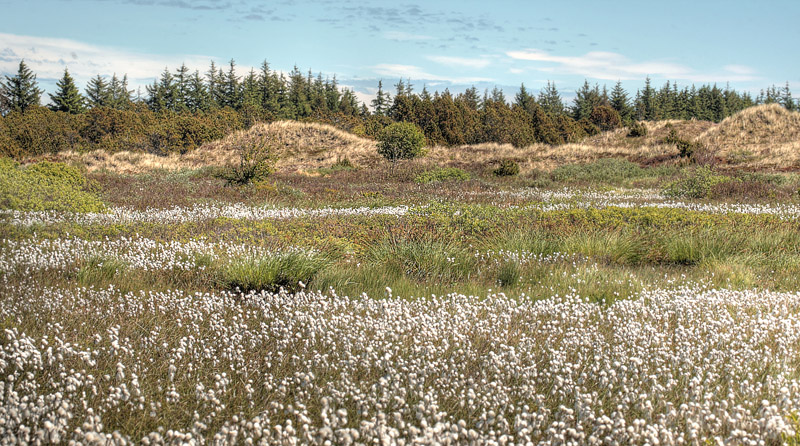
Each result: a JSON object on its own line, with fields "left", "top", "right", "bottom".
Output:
{"left": 494, "top": 159, "right": 520, "bottom": 176}
{"left": 590, "top": 105, "right": 623, "bottom": 131}
{"left": 627, "top": 121, "right": 648, "bottom": 137}
{"left": 377, "top": 122, "right": 426, "bottom": 162}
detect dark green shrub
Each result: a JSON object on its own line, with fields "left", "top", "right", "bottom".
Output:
{"left": 627, "top": 121, "right": 648, "bottom": 137}
{"left": 494, "top": 159, "right": 520, "bottom": 177}
{"left": 590, "top": 105, "right": 622, "bottom": 131}
{"left": 377, "top": 122, "right": 426, "bottom": 162}
{"left": 415, "top": 167, "right": 470, "bottom": 184}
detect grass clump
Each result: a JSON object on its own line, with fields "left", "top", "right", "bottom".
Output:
{"left": 0, "top": 158, "right": 106, "bottom": 212}
{"left": 415, "top": 167, "right": 470, "bottom": 184}
{"left": 221, "top": 250, "right": 329, "bottom": 293}
{"left": 217, "top": 136, "right": 275, "bottom": 186}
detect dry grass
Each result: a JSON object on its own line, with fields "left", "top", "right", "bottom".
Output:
{"left": 696, "top": 104, "right": 800, "bottom": 169}
{"left": 46, "top": 105, "right": 800, "bottom": 174}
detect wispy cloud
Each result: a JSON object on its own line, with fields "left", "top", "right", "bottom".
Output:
{"left": 382, "top": 31, "right": 433, "bottom": 41}
{"left": 426, "top": 55, "right": 491, "bottom": 69}
{"left": 506, "top": 48, "right": 760, "bottom": 82}
{"left": 0, "top": 33, "right": 214, "bottom": 88}
{"left": 372, "top": 63, "right": 492, "bottom": 84}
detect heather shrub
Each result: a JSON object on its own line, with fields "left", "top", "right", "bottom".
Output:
{"left": 493, "top": 159, "right": 520, "bottom": 176}
{"left": 627, "top": 121, "right": 648, "bottom": 137}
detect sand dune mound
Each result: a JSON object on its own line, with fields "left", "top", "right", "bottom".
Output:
{"left": 697, "top": 104, "right": 800, "bottom": 168}
{"left": 190, "top": 120, "right": 379, "bottom": 171}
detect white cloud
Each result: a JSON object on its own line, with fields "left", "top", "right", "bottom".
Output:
{"left": 426, "top": 55, "right": 491, "bottom": 69}
{"left": 506, "top": 48, "right": 759, "bottom": 83}
{"left": 0, "top": 32, "right": 216, "bottom": 90}
{"left": 372, "top": 63, "right": 492, "bottom": 84}
{"left": 382, "top": 31, "right": 433, "bottom": 41}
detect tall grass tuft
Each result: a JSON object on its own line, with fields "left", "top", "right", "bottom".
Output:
{"left": 221, "top": 251, "right": 329, "bottom": 293}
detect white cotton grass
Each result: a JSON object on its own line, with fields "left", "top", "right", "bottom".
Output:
{"left": 0, "top": 203, "right": 410, "bottom": 227}
{"left": 0, "top": 283, "right": 798, "bottom": 444}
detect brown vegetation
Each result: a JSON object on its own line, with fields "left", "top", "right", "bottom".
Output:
{"left": 44, "top": 104, "right": 800, "bottom": 174}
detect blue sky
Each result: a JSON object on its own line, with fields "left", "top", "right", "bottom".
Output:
{"left": 1, "top": 0, "right": 798, "bottom": 104}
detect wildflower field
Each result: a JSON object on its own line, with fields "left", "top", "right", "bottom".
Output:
{"left": 2, "top": 158, "right": 800, "bottom": 444}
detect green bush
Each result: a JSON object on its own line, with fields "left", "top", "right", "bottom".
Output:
{"left": 216, "top": 135, "right": 276, "bottom": 185}
{"left": 589, "top": 105, "right": 622, "bottom": 131}
{"left": 221, "top": 251, "right": 329, "bottom": 293}
{"left": 415, "top": 167, "right": 470, "bottom": 184}
{"left": 494, "top": 159, "right": 520, "bottom": 177}
{"left": 377, "top": 122, "right": 426, "bottom": 162}
{"left": 0, "top": 159, "right": 106, "bottom": 212}
{"left": 663, "top": 124, "right": 701, "bottom": 158}
{"left": 663, "top": 166, "right": 732, "bottom": 199}
{"left": 627, "top": 121, "right": 648, "bottom": 137}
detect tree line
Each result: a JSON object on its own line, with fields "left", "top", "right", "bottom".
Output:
{"left": 0, "top": 59, "right": 797, "bottom": 157}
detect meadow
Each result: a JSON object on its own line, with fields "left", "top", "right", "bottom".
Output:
{"left": 2, "top": 109, "right": 800, "bottom": 444}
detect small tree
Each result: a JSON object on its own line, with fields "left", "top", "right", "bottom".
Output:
{"left": 377, "top": 122, "right": 425, "bottom": 163}
{"left": 49, "top": 69, "right": 85, "bottom": 114}
{"left": 1, "top": 60, "right": 43, "bottom": 114}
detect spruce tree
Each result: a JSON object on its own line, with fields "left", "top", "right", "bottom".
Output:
{"left": 610, "top": 80, "right": 632, "bottom": 122}
{"left": 514, "top": 83, "right": 536, "bottom": 113}
{"left": 371, "top": 80, "right": 390, "bottom": 116}
{"left": 782, "top": 82, "right": 795, "bottom": 111}
{"left": 0, "top": 60, "right": 43, "bottom": 114}
{"left": 220, "top": 59, "right": 242, "bottom": 109}
{"left": 174, "top": 63, "right": 191, "bottom": 111}
{"left": 48, "top": 68, "right": 84, "bottom": 114}
{"left": 206, "top": 61, "right": 221, "bottom": 108}
{"left": 85, "top": 75, "right": 111, "bottom": 108}
{"left": 538, "top": 81, "right": 565, "bottom": 116}
{"left": 572, "top": 80, "right": 601, "bottom": 120}
{"left": 187, "top": 70, "right": 211, "bottom": 111}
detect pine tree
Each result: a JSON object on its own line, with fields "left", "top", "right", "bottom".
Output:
{"left": 782, "top": 82, "right": 795, "bottom": 111}
{"left": 490, "top": 86, "right": 506, "bottom": 104}
{"left": 187, "top": 70, "right": 211, "bottom": 111}
{"left": 514, "top": 83, "right": 536, "bottom": 113}
{"left": 146, "top": 68, "right": 178, "bottom": 111}
{"left": 461, "top": 86, "right": 481, "bottom": 111}
{"left": 206, "top": 61, "right": 221, "bottom": 108}
{"left": 610, "top": 80, "right": 632, "bottom": 122}
{"left": 48, "top": 68, "right": 84, "bottom": 114}
{"left": 538, "top": 81, "right": 564, "bottom": 116}
{"left": 371, "top": 80, "right": 391, "bottom": 115}
{"left": 174, "top": 63, "right": 191, "bottom": 111}
{"left": 220, "top": 59, "right": 241, "bottom": 109}
{"left": 85, "top": 75, "right": 111, "bottom": 108}
{"left": 107, "top": 74, "right": 133, "bottom": 109}
{"left": 0, "top": 60, "right": 43, "bottom": 114}
{"left": 572, "top": 80, "right": 601, "bottom": 120}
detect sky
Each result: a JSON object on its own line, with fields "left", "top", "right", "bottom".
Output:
{"left": 1, "top": 0, "right": 799, "bottom": 105}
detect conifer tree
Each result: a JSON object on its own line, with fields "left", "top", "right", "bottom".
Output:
{"left": 461, "top": 86, "right": 481, "bottom": 111}
{"left": 572, "top": 80, "right": 601, "bottom": 120}
{"left": 0, "top": 60, "right": 43, "bottom": 114}
{"left": 107, "top": 74, "right": 133, "bottom": 109}
{"left": 782, "top": 82, "right": 795, "bottom": 111}
{"left": 187, "top": 70, "right": 211, "bottom": 111}
{"left": 514, "top": 83, "right": 536, "bottom": 113}
{"left": 174, "top": 63, "right": 191, "bottom": 111}
{"left": 610, "top": 80, "right": 632, "bottom": 122}
{"left": 48, "top": 68, "right": 84, "bottom": 114}
{"left": 85, "top": 75, "right": 111, "bottom": 108}
{"left": 206, "top": 60, "right": 221, "bottom": 108}
{"left": 538, "top": 81, "right": 564, "bottom": 116}
{"left": 490, "top": 86, "right": 506, "bottom": 104}
{"left": 220, "top": 59, "right": 242, "bottom": 109}
{"left": 371, "top": 80, "right": 391, "bottom": 116}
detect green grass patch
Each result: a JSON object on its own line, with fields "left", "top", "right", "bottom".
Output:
{"left": 414, "top": 167, "right": 470, "bottom": 184}
{"left": 220, "top": 250, "right": 330, "bottom": 293}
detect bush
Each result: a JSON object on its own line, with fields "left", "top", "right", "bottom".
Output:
{"left": 627, "top": 121, "right": 648, "bottom": 137}
{"left": 217, "top": 135, "right": 276, "bottom": 185}
{"left": 663, "top": 124, "right": 702, "bottom": 158}
{"left": 377, "top": 122, "right": 426, "bottom": 162}
{"left": 415, "top": 167, "right": 470, "bottom": 184}
{"left": 590, "top": 105, "right": 622, "bottom": 131}
{"left": 0, "top": 159, "right": 106, "bottom": 212}
{"left": 494, "top": 159, "right": 520, "bottom": 177}
{"left": 663, "top": 166, "right": 732, "bottom": 199}
{"left": 221, "top": 251, "right": 329, "bottom": 293}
